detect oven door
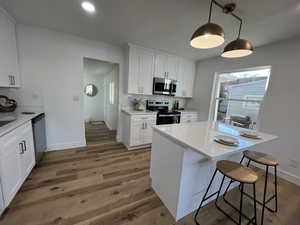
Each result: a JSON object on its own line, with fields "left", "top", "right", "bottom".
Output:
{"left": 153, "top": 77, "right": 172, "bottom": 95}
{"left": 157, "top": 114, "right": 180, "bottom": 125}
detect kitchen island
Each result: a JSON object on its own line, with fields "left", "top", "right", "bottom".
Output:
{"left": 150, "top": 121, "right": 277, "bottom": 221}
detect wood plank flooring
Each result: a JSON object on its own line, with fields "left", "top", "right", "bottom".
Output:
{"left": 85, "top": 122, "right": 116, "bottom": 146}
{"left": 1, "top": 137, "right": 300, "bottom": 225}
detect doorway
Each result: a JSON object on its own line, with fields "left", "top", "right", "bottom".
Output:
{"left": 83, "top": 58, "right": 119, "bottom": 146}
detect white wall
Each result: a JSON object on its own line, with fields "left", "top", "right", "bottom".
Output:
{"left": 187, "top": 37, "right": 300, "bottom": 185}
{"left": 12, "top": 24, "right": 125, "bottom": 150}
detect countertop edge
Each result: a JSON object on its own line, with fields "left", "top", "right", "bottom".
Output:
{"left": 0, "top": 112, "right": 44, "bottom": 137}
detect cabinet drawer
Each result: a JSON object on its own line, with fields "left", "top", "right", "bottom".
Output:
{"left": 0, "top": 121, "right": 31, "bottom": 150}
{"left": 131, "top": 115, "right": 156, "bottom": 121}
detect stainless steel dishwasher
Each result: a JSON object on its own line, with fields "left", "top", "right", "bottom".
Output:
{"left": 32, "top": 113, "right": 47, "bottom": 164}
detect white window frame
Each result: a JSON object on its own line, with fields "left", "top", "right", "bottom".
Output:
{"left": 208, "top": 66, "right": 271, "bottom": 129}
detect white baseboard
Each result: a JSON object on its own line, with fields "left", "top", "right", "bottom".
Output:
{"left": 255, "top": 164, "right": 300, "bottom": 186}
{"left": 277, "top": 168, "right": 300, "bottom": 186}
{"left": 47, "top": 142, "right": 86, "bottom": 151}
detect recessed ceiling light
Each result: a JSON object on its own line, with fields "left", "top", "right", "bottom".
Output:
{"left": 81, "top": 1, "right": 96, "bottom": 14}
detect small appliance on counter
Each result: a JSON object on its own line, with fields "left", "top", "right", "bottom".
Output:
{"left": 146, "top": 100, "right": 181, "bottom": 125}
{"left": 153, "top": 77, "right": 177, "bottom": 96}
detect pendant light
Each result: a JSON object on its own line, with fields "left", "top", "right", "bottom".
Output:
{"left": 221, "top": 20, "right": 253, "bottom": 58}
{"left": 190, "top": 0, "right": 224, "bottom": 49}
{"left": 190, "top": 1, "right": 253, "bottom": 58}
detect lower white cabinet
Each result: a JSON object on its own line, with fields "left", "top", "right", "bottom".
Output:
{"left": 180, "top": 112, "right": 199, "bottom": 123}
{"left": 122, "top": 112, "right": 156, "bottom": 149}
{"left": 0, "top": 121, "right": 35, "bottom": 207}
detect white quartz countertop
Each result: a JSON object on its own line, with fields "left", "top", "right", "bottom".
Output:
{"left": 121, "top": 109, "right": 157, "bottom": 116}
{"left": 0, "top": 112, "right": 44, "bottom": 137}
{"left": 153, "top": 121, "right": 278, "bottom": 159}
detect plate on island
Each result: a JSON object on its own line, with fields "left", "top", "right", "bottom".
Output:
{"left": 240, "top": 131, "right": 262, "bottom": 139}
{"left": 214, "top": 135, "right": 239, "bottom": 146}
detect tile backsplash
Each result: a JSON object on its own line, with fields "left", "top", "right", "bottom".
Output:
{"left": 122, "top": 94, "right": 187, "bottom": 111}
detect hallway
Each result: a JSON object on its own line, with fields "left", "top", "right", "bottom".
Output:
{"left": 85, "top": 122, "right": 117, "bottom": 146}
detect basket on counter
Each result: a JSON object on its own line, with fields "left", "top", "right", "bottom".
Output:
{"left": 0, "top": 95, "right": 17, "bottom": 113}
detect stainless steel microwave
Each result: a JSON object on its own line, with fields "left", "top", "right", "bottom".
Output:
{"left": 153, "top": 77, "right": 177, "bottom": 96}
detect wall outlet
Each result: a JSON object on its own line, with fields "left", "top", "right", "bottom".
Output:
{"left": 289, "top": 159, "right": 299, "bottom": 168}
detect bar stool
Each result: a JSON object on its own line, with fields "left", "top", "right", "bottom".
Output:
{"left": 194, "top": 160, "right": 258, "bottom": 225}
{"left": 240, "top": 150, "right": 279, "bottom": 225}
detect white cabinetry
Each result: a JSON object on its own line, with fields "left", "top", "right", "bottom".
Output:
{"left": 0, "top": 121, "right": 35, "bottom": 207}
{"left": 0, "top": 8, "right": 20, "bottom": 87}
{"left": 154, "top": 52, "right": 179, "bottom": 80}
{"left": 127, "top": 45, "right": 155, "bottom": 95}
{"left": 122, "top": 112, "right": 156, "bottom": 149}
{"left": 180, "top": 112, "right": 199, "bottom": 123}
{"left": 177, "top": 58, "right": 196, "bottom": 98}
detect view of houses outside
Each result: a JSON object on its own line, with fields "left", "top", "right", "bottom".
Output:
{"left": 215, "top": 68, "right": 270, "bottom": 129}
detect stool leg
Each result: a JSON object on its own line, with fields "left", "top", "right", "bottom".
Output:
{"left": 261, "top": 166, "right": 269, "bottom": 225}
{"left": 239, "top": 183, "right": 244, "bottom": 225}
{"left": 240, "top": 155, "right": 245, "bottom": 164}
{"left": 253, "top": 183, "right": 257, "bottom": 225}
{"left": 274, "top": 165, "right": 278, "bottom": 212}
{"left": 194, "top": 169, "right": 217, "bottom": 225}
{"left": 215, "top": 175, "right": 226, "bottom": 206}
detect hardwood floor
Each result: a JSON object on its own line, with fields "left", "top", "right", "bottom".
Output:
{"left": 1, "top": 138, "right": 300, "bottom": 225}
{"left": 85, "top": 122, "right": 116, "bottom": 146}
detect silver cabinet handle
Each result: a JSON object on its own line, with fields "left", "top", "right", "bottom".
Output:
{"left": 145, "top": 122, "right": 147, "bottom": 129}
{"left": 19, "top": 143, "right": 24, "bottom": 154}
{"left": 12, "top": 76, "right": 15, "bottom": 85}
{"left": 22, "top": 140, "right": 27, "bottom": 152}
{"left": 8, "top": 75, "right": 12, "bottom": 85}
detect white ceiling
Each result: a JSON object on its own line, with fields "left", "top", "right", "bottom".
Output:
{"left": 1, "top": 0, "right": 300, "bottom": 60}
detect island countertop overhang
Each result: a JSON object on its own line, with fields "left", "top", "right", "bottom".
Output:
{"left": 152, "top": 121, "right": 278, "bottom": 159}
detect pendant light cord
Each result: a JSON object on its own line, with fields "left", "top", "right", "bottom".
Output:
{"left": 210, "top": 0, "right": 243, "bottom": 39}
{"left": 208, "top": 0, "right": 214, "bottom": 23}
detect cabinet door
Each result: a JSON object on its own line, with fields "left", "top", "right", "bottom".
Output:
{"left": 0, "top": 11, "right": 10, "bottom": 86}
{"left": 20, "top": 123, "right": 35, "bottom": 179}
{"left": 143, "top": 118, "right": 156, "bottom": 144}
{"left": 130, "top": 119, "right": 144, "bottom": 146}
{"left": 128, "top": 47, "right": 140, "bottom": 94}
{"left": 139, "top": 49, "right": 155, "bottom": 95}
{"left": 0, "top": 135, "right": 22, "bottom": 206}
{"left": 184, "top": 60, "right": 195, "bottom": 98}
{"left": 177, "top": 58, "right": 195, "bottom": 98}
{"left": 166, "top": 55, "right": 179, "bottom": 80}
{"left": 6, "top": 17, "right": 20, "bottom": 87}
{"left": 154, "top": 53, "right": 168, "bottom": 78}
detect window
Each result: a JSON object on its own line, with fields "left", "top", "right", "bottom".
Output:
{"left": 210, "top": 67, "right": 271, "bottom": 130}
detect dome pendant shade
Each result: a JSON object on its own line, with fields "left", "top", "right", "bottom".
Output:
{"left": 190, "top": 23, "right": 225, "bottom": 49}
{"left": 222, "top": 39, "right": 253, "bottom": 58}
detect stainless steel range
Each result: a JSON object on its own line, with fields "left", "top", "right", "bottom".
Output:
{"left": 146, "top": 100, "right": 180, "bottom": 125}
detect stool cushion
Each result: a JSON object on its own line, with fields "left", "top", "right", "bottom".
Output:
{"left": 243, "top": 150, "right": 279, "bottom": 166}
{"left": 217, "top": 160, "right": 258, "bottom": 184}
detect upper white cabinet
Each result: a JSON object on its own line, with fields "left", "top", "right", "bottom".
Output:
{"left": 154, "top": 52, "right": 179, "bottom": 80}
{"left": 177, "top": 58, "right": 196, "bottom": 98}
{"left": 0, "top": 121, "right": 35, "bottom": 207}
{"left": 0, "top": 8, "right": 20, "bottom": 87}
{"left": 126, "top": 43, "right": 195, "bottom": 98}
{"left": 127, "top": 44, "right": 155, "bottom": 95}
